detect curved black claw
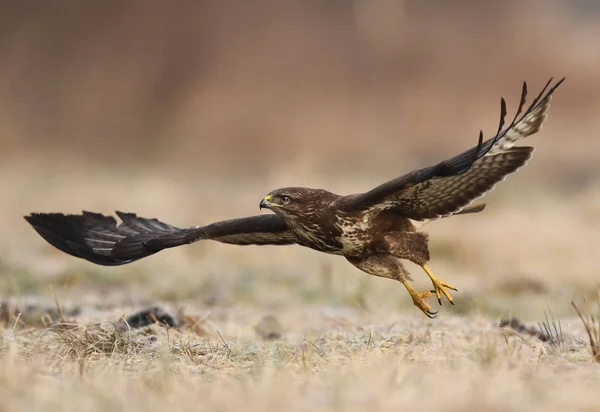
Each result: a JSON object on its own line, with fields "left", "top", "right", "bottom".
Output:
{"left": 425, "top": 309, "right": 438, "bottom": 319}
{"left": 429, "top": 279, "right": 458, "bottom": 306}
{"left": 429, "top": 289, "right": 457, "bottom": 306}
{"left": 430, "top": 289, "right": 443, "bottom": 306}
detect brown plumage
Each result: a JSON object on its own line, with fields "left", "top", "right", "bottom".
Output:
{"left": 24, "top": 78, "right": 564, "bottom": 318}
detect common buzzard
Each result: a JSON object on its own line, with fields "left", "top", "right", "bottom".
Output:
{"left": 25, "top": 78, "right": 564, "bottom": 317}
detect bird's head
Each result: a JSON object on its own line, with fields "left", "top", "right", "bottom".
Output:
{"left": 259, "top": 187, "right": 333, "bottom": 219}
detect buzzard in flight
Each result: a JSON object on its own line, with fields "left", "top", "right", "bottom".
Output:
{"left": 25, "top": 78, "right": 564, "bottom": 318}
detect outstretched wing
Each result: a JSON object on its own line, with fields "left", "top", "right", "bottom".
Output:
{"left": 340, "top": 77, "right": 564, "bottom": 220}
{"left": 24, "top": 211, "right": 297, "bottom": 266}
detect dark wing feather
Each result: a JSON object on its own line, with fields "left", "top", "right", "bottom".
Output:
{"left": 376, "top": 146, "right": 533, "bottom": 220}
{"left": 340, "top": 78, "right": 564, "bottom": 219}
{"left": 24, "top": 211, "right": 296, "bottom": 266}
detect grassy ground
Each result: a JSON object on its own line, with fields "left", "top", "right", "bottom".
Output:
{"left": 1, "top": 164, "right": 600, "bottom": 411}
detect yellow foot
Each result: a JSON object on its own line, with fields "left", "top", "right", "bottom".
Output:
{"left": 403, "top": 281, "right": 438, "bottom": 319}
{"left": 422, "top": 264, "right": 457, "bottom": 306}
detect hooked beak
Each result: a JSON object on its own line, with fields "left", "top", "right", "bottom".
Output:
{"left": 259, "top": 195, "right": 273, "bottom": 210}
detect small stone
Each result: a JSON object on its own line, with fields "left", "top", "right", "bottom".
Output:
{"left": 122, "top": 306, "right": 178, "bottom": 329}
{"left": 254, "top": 314, "right": 283, "bottom": 341}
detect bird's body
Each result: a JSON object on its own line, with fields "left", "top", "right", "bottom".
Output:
{"left": 24, "top": 78, "right": 564, "bottom": 317}
{"left": 284, "top": 197, "right": 415, "bottom": 258}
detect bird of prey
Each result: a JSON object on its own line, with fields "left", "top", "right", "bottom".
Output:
{"left": 25, "top": 78, "right": 564, "bottom": 318}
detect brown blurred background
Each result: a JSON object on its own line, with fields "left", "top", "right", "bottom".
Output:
{"left": 2, "top": 6, "right": 600, "bottom": 408}
{"left": 1, "top": 0, "right": 599, "bottom": 178}
{"left": 1, "top": 1, "right": 599, "bottom": 320}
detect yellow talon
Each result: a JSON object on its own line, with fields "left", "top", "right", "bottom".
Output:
{"left": 403, "top": 281, "right": 438, "bottom": 318}
{"left": 422, "top": 264, "right": 457, "bottom": 305}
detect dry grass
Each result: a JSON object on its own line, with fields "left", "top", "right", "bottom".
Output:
{"left": 0, "top": 310, "right": 597, "bottom": 412}
{"left": 572, "top": 290, "right": 600, "bottom": 363}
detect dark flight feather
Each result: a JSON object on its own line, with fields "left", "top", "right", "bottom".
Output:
{"left": 340, "top": 77, "right": 564, "bottom": 218}
{"left": 24, "top": 212, "right": 296, "bottom": 266}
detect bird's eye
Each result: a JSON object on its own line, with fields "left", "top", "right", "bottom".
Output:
{"left": 281, "top": 195, "right": 291, "bottom": 204}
